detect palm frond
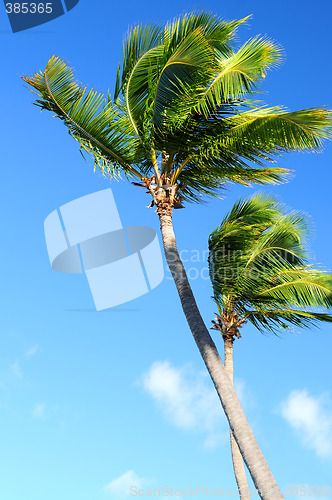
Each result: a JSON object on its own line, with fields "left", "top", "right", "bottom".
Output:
{"left": 196, "top": 37, "right": 282, "bottom": 115}
{"left": 223, "top": 107, "right": 332, "bottom": 151}
{"left": 260, "top": 269, "right": 332, "bottom": 308}
{"left": 177, "top": 163, "right": 291, "bottom": 201}
{"left": 153, "top": 27, "right": 215, "bottom": 127}
{"left": 115, "top": 23, "right": 163, "bottom": 100}
{"left": 245, "top": 307, "right": 332, "bottom": 333}
{"left": 23, "top": 56, "right": 145, "bottom": 180}
{"left": 162, "top": 11, "right": 246, "bottom": 57}
{"left": 243, "top": 212, "right": 310, "bottom": 271}
{"left": 122, "top": 44, "right": 165, "bottom": 137}
{"left": 119, "top": 12, "right": 246, "bottom": 136}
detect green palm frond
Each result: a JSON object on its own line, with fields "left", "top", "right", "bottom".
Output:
{"left": 161, "top": 11, "right": 247, "bottom": 57}
{"left": 152, "top": 27, "right": 215, "bottom": 127}
{"left": 118, "top": 12, "right": 245, "bottom": 135}
{"left": 159, "top": 104, "right": 332, "bottom": 188}
{"left": 23, "top": 56, "right": 145, "bottom": 180}
{"left": 246, "top": 307, "right": 332, "bottom": 333}
{"left": 177, "top": 163, "right": 291, "bottom": 201}
{"left": 188, "top": 105, "right": 332, "bottom": 165}
{"left": 115, "top": 23, "right": 163, "bottom": 100}
{"left": 223, "top": 107, "right": 332, "bottom": 151}
{"left": 122, "top": 44, "right": 164, "bottom": 136}
{"left": 196, "top": 37, "right": 282, "bottom": 115}
{"left": 243, "top": 212, "right": 309, "bottom": 270}
{"left": 260, "top": 269, "right": 332, "bottom": 308}
{"left": 218, "top": 193, "right": 280, "bottom": 228}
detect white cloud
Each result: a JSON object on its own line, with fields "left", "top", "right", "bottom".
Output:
{"left": 280, "top": 389, "right": 332, "bottom": 458}
{"left": 141, "top": 360, "right": 231, "bottom": 449}
{"left": 24, "top": 345, "right": 40, "bottom": 359}
{"left": 234, "top": 378, "right": 248, "bottom": 408}
{"left": 32, "top": 403, "right": 46, "bottom": 419}
{"left": 104, "top": 470, "right": 148, "bottom": 499}
{"left": 10, "top": 361, "right": 22, "bottom": 379}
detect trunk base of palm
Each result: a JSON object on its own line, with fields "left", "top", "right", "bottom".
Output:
{"left": 155, "top": 192, "right": 283, "bottom": 500}
{"left": 224, "top": 335, "right": 251, "bottom": 500}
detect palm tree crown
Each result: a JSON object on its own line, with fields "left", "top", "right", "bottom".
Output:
{"left": 22, "top": 12, "right": 332, "bottom": 205}
{"left": 208, "top": 193, "right": 332, "bottom": 336}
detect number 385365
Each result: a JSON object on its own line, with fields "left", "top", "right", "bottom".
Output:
{"left": 5, "top": 3, "right": 53, "bottom": 14}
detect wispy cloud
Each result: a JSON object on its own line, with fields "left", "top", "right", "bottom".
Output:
{"left": 24, "top": 345, "right": 40, "bottom": 359}
{"left": 6, "top": 346, "right": 41, "bottom": 383}
{"left": 280, "top": 389, "right": 332, "bottom": 458}
{"left": 141, "top": 360, "right": 231, "bottom": 449}
{"left": 103, "top": 470, "right": 149, "bottom": 499}
{"left": 10, "top": 361, "right": 22, "bottom": 379}
{"left": 32, "top": 403, "right": 46, "bottom": 419}
{"left": 234, "top": 378, "right": 253, "bottom": 409}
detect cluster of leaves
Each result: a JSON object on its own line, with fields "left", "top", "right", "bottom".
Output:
{"left": 208, "top": 194, "right": 332, "bottom": 333}
{"left": 23, "top": 12, "right": 332, "bottom": 201}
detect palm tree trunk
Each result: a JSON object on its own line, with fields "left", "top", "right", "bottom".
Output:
{"left": 224, "top": 336, "right": 251, "bottom": 500}
{"left": 157, "top": 206, "right": 283, "bottom": 500}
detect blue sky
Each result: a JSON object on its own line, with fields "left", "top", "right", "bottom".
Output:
{"left": 1, "top": 0, "right": 332, "bottom": 499}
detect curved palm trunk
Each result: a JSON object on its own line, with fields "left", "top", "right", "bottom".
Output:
{"left": 224, "top": 336, "right": 251, "bottom": 500}
{"left": 157, "top": 206, "right": 283, "bottom": 500}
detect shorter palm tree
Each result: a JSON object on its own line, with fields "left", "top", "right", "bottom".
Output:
{"left": 208, "top": 194, "right": 332, "bottom": 498}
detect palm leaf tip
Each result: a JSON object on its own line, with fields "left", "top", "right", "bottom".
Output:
{"left": 223, "top": 106, "right": 332, "bottom": 153}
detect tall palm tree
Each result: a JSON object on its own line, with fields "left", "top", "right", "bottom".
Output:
{"left": 22, "top": 12, "right": 332, "bottom": 498}
{"left": 209, "top": 194, "right": 332, "bottom": 496}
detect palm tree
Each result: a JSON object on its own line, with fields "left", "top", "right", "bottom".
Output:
{"left": 209, "top": 193, "right": 332, "bottom": 496}
{"left": 22, "top": 12, "right": 332, "bottom": 498}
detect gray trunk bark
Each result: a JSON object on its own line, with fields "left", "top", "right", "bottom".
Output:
{"left": 224, "top": 337, "right": 251, "bottom": 500}
{"left": 157, "top": 209, "right": 283, "bottom": 499}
